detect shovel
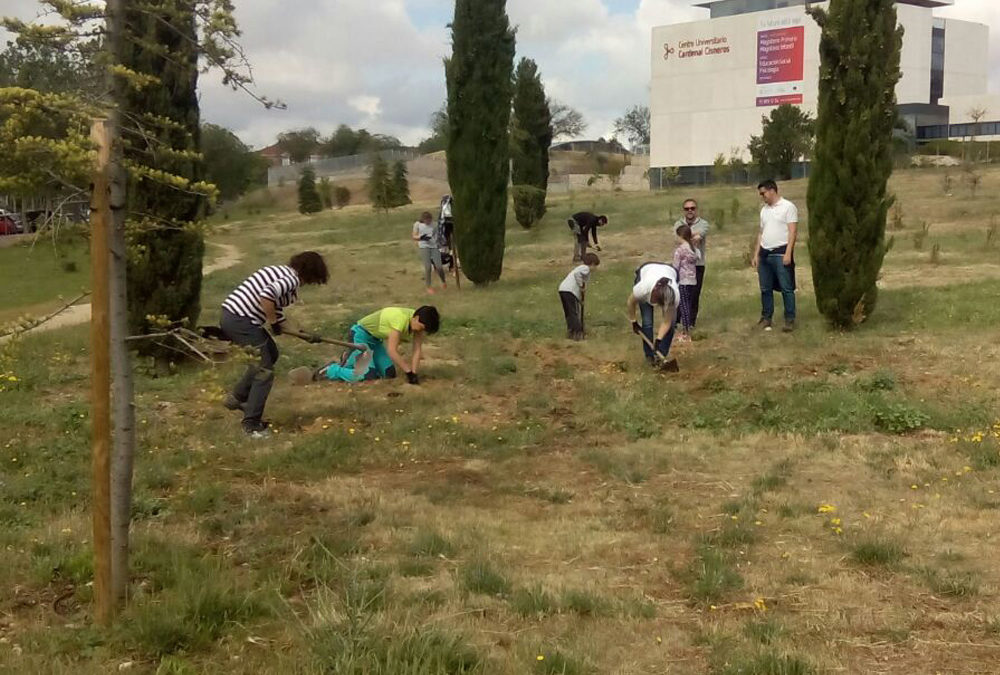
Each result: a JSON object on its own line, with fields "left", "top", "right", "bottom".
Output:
{"left": 285, "top": 329, "right": 374, "bottom": 384}
{"left": 630, "top": 321, "right": 679, "bottom": 373}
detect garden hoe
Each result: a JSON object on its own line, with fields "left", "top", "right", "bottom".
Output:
{"left": 284, "top": 329, "right": 373, "bottom": 385}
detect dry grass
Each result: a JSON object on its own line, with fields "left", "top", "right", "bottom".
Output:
{"left": 2, "top": 166, "right": 1000, "bottom": 673}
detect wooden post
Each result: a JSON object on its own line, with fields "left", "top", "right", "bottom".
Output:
{"left": 90, "top": 118, "right": 114, "bottom": 626}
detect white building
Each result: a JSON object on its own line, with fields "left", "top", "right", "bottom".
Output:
{"left": 650, "top": 0, "right": 1000, "bottom": 182}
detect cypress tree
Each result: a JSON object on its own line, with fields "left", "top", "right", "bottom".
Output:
{"left": 807, "top": 0, "right": 902, "bottom": 328}
{"left": 367, "top": 155, "right": 391, "bottom": 211}
{"left": 389, "top": 160, "right": 411, "bottom": 207}
{"left": 121, "top": 0, "right": 206, "bottom": 341}
{"left": 298, "top": 166, "right": 322, "bottom": 214}
{"left": 446, "top": 0, "right": 515, "bottom": 284}
{"left": 511, "top": 58, "right": 552, "bottom": 229}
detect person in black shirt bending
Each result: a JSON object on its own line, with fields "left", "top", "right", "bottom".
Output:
{"left": 568, "top": 212, "right": 607, "bottom": 262}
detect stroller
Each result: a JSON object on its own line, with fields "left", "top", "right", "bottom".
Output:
{"left": 437, "top": 195, "right": 456, "bottom": 270}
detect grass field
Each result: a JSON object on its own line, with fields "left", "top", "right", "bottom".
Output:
{"left": 2, "top": 166, "right": 1000, "bottom": 674}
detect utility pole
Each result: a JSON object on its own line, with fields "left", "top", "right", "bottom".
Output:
{"left": 89, "top": 118, "right": 114, "bottom": 626}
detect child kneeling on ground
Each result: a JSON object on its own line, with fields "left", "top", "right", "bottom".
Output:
{"left": 558, "top": 252, "right": 599, "bottom": 340}
{"left": 320, "top": 306, "right": 440, "bottom": 384}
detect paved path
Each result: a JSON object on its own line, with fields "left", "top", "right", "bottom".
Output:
{"left": 3, "top": 242, "right": 242, "bottom": 341}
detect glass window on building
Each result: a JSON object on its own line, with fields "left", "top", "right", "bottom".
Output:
{"left": 930, "top": 26, "right": 945, "bottom": 105}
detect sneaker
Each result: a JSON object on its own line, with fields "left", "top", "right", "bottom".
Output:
{"left": 782, "top": 320, "right": 796, "bottom": 333}
{"left": 426, "top": 287, "right": 436, "bottom": 295}
{"left": 241, "top": 419, "right": 270, "bottom": 438}
{"left": 677, "top": 334, "right": 692, "bottom": 343}
{"left": 223, "top": 394, "right": 245, "bottom": 412}
{"left": 757, "top": 318, "right": 773, "bottom": 331}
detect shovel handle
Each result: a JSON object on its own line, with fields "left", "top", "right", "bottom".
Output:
{"left": 285, "top": 329, "right": 368, "bottom": 352}
{"left": 626, "top": 315, "right": 666, "bottom": 364}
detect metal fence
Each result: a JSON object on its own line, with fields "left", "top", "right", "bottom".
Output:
{"left": 267, "top": 149, "right": 422, "bottom": 187}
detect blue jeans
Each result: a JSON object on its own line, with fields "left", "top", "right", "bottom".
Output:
{"left": 758, "top": 250, "right": 796, "bottom": 321}
{"left": 321, "top": 325, "right": 396, "bottom": 383}
{"left": 640, "top": 301, "right": 676, "bottom": 361}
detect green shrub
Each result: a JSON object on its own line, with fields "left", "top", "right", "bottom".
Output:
{"left": 872, "top": 402, "right": 929, "bottom": 434}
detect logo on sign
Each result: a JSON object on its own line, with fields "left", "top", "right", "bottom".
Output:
{"left": 663, "top": 43, "right": 675, "bottom": 61}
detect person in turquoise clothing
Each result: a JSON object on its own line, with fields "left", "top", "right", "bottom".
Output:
{"left": 321, "top": 305, "right": 440, "bottom": 383}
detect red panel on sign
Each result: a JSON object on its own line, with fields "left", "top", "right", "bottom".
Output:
{"left": 757, "top": 26, "right": 804, "bottom": 85}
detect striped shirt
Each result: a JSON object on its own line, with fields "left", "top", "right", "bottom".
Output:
{"left": 221, "top": 265, "right": 300, "bottom": 326}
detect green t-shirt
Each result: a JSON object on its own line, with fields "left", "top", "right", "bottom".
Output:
{"left": 358, "top": 307, "right": 415, "bottom": 341}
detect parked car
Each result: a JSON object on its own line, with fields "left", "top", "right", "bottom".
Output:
{"left": 0, "top": 213, "right": 21, "bottom": 235}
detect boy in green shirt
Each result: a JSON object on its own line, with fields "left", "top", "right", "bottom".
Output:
{"left": 319, "top": 306, "right": 440, "bottom": 383}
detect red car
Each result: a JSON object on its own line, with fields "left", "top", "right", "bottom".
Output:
{"left": 0, "top": 214, "right": 20, "bottom": 235}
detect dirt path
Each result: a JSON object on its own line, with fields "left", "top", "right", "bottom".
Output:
{"left": 3, "top": 241, "right": 242, "bottom": 341}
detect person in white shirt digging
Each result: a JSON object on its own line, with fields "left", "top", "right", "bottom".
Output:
{"left": 626, "top": 262, "right": 680, "bottom": 372}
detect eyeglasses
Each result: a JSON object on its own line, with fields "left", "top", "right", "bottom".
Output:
{"left": 683, "top": 206, "right": 697, "bottom": 211}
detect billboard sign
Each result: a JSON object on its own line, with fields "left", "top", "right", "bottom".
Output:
{"left": 756, "top": 21, "right": 804, "bottom": 107}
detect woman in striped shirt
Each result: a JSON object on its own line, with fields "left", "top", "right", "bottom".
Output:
{"left": 220, "top": 251, "right": 329, "bottom": 437}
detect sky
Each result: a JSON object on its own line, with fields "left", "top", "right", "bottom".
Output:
{"left": 3, "top": 0, "right": 999, "bottom": 149}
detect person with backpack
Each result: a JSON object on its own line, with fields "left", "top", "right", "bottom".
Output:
{"left": 219, "top": 251, "right": 329, "bottom": 437}
{"left": 568, "top": 212, "right": 607, "bottom": 262}
{"left": 438, "top": 195, "right": 455, "bottom": 271}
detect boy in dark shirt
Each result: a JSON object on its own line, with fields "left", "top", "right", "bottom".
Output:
{"left": 568, "top": 212, "right": 607, "bottom": 261}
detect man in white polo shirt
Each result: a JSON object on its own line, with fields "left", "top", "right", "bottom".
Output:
{"left": 626, "top": 261, "right": 680, "bottom": 369}
{"left": 752, "top": 179, "right": 798, "bottom": 332}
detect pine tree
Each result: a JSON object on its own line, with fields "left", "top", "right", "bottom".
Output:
{"left": 511, "top": 58, "right": 552, "bottom": 229}
{"left": 298, "top": 166, "right": 322, "bottom": 214}
{"left": 367, "top": 155, "right": 391, "bottom": 211}
{"left": 807, "top": 0, "right": 902, "bottom": 328}
{"left": 121, "top": 0, "right": 206, "bottom": 342}
{"left": 446, "top": 0, "right": 515, "bottom": 284}
{"left": 388, "top": 160, "right": 411, "bottom": 207}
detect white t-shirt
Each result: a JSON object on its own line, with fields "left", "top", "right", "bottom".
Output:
{"left": 759, "top": 197, "right": 798, "bottom": 250}
{"left": 632, "top": 263, "right": 679, "bottom": 307}
{"left": 558, "top": 264, "right": 591, "bottom": 300}
{"left": 413, "top": 221, "right": 436, "bottom": 249}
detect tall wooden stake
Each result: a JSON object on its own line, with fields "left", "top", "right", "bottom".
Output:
{"left": 105, "top": 0, "right": 136, "bottom": 606}
{"left": 90, "top": 118, "right": 114, "bottom": 626}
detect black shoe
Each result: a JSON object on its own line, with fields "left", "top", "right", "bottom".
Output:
{"left": 782, "top": 320, "right": 796, "bottom": 333}
{"left": 241, "top": 419, "right": 270, "bottom": 438}
{"left": 223, "top": 394, "right": 245, "bottom": 412}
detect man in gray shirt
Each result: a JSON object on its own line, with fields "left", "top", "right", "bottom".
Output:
{"left": 673, "top": 198, "right": 709, "bottom": 328}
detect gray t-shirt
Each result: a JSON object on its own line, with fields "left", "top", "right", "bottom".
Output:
{"left": 673, "top": 217, "right": 710, "bottom": 266}
{"left": 413, "top": 221, "right": 437, "bottom": 249}
{"left": 558, "top": 264, "right": 591, "bottom": 300}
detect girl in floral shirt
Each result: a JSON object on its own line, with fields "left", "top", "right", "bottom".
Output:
{"left": 672, "top": 224, "right": 701, "bottom": 342}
